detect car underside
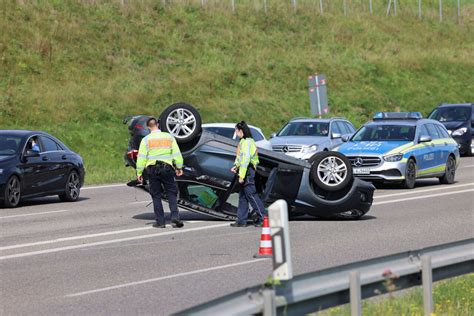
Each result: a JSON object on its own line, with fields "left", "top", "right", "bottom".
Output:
{"left": 124, "top": 104, "right": 375, "bottom": 220}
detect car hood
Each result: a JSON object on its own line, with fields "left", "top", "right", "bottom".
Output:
{"left": 338, "top": 141, "right": 412, "bottom": 155}
{"left": 439, "top": 121, "right": 467, "bottom": 131}
{"left": 269, "top": 136, "right": 328, "bottom": 146}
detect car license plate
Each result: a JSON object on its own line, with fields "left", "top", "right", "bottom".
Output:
{"left": 353, "top": 168, "right": 371, "bottom": 175}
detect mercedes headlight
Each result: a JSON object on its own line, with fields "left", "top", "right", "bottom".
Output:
{"left": 452, "top": 127, "right": 467, "bottom": 136}
{"left": 0, "top": 169, "right": 3, "bottom": 175}
{"left": 302, "top": 145, "right": 318, "bottom": 154}
{"left": 383, "top": 153, "right": 403, "bottom": 162}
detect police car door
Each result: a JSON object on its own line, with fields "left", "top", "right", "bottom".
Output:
{"left": 415, "top": 124, "right": 438, "bottom": 175}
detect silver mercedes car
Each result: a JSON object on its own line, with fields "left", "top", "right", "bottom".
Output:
{"left": 270, "top": 117, "right": 356, "bottom": 160}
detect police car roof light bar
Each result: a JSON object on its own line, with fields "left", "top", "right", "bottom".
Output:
{"left": 373, "top": 112, "right": 423, "bottom": 120}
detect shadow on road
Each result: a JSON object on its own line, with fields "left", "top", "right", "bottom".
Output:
{"left": 133, "top": 210, "right": 222, "bottom": 222}
{"left": 2, "top": 196, "right": 90, "bottom": 208}
{"left": 374, "top": 179, "right": 458, "bottom": 190}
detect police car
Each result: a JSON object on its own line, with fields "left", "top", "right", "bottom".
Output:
{"left": 337, "top": 112, "right": 460, "bottom": 189}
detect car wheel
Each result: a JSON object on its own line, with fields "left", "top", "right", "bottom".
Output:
{"left": 310, "top": 151, "right": 353, "bottom": 191}
{"left": 401, "top": 158, "right": 417, "bottom": 189}
{"left": 59, "top": 170, "right": 81, "bottom": 202}
{"left": 159, "top": 102, "right": 202, "bottom": 144}
{"left": 3, "top": 175, "right": 21, "bottom": 208}
{"left": 439, "top": 156, "right": 456, "bottom": 184}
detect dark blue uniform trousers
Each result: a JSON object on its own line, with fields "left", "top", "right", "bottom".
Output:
{"left": 236, "top": 167, "right": 265, "bottom": 224}
{"left": 147, "top": 164, "right": 180, "bottom": 226}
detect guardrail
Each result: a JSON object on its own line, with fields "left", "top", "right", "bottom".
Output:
{"left": 178, "top": 201, "right": 473, "bottom": 316}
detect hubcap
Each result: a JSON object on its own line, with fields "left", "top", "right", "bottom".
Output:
{"left": 67, "top": 173, "right": 80, "bottom": 199}
{"left": 447, "top": 158, "right": 455, "bottom": 179}
{"left": 166, "top": 108, "right": 197, "bottom": 139}
{"left": 317, "top": 156, "right": 348, "bottom": 186}
{"left": 407, "top": 162, "right": 416, "bottom": 182}
{"left": 7, "top": 177, "right": 20, "bottom": 205}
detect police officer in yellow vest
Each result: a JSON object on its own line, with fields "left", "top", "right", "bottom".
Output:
{"left": 230, "top": 121, "right": 265, "bottom": 227}
{"left": 137, "top": 117, "right": 184, "bottom": 228}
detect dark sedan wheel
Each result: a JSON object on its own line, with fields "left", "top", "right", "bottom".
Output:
{"left": 3, "top": 176, "right": 21, "bottom": 208}
{"left": 59, "top": 171, "right": 81, "bottom": 202}
{"left": 310, "top": 151, "right": 353, "bottom": 191}
{"left": 439, "top": 156, "right": 456, "bottom": 184}
{"left": 160, "top": 103, "right": 202, "bottom": 144}
{"left": 401, "top": 158, "right": 416, "bottom": 189}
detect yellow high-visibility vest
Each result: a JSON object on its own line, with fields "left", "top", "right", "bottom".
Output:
{"left": 136, "top": 130, "right": 183, "bottom": 177}
{"left": 234, "top": 138, "right": 259, "bottom": 180}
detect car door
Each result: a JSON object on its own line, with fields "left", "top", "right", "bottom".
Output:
{"left": 413, "top": 125, "right": 438, "bottom": 176}
{"left": 38, "top": 135, "right": 69, "bottom": 192}
{"left": 19, "top": 136, "right": 50, "bottom": 196}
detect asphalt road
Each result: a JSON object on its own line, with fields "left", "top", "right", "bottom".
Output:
{"left": 1, "top": 157, "right": 473, "bottom": 315}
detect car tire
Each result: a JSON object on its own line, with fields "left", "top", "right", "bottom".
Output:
{"left": 59, "top": 170, "right": 81, "bottom": 202}
{"left": 3, "top": 175, "right": 21, "bottom": 208}
{"left": 401, "top": 158, "right": 417, "bottom": 189}
{"left": 159, "top": 102, "right": 202, "bottom": 144}
{"left": 439, "top": 155, "right": 456, "bottom": 184}
{"left": 310, "top": 151, "right": 353, "bottom": 191}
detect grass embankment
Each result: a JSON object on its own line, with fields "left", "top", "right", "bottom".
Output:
{"left": 318, "top": 274, "right": 474, "bottom": 316}
{"left": 1, "top": 1, "right": 473, "bottom": 183}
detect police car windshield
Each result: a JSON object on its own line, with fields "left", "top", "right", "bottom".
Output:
{"left": 352, "top": 125, "right": 416, "bottom": 142}
{"left": 278, "top": 122, "right": 329, "bottom": 137}
{"left": 429, "top": 107, "right": 471, "bottom": 122}
{"left": 0, "top": 135, "right": 22, "bottom": 155}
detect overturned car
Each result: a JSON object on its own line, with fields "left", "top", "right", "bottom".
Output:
{"left": 124, "top": 103, "right": 375, "bottom": 220}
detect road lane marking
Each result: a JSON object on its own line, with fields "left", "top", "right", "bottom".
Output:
{"left": 0, "top": 210, "right": 70, "bottom": 220}
{"left": 66, "top": 258, "right": 267, "bottom": 297}
{"left": 459, "top": 164, "right": 474, "bottom": 169}
{"left": 0, "top": 223, "right": 230, "bottom": 260}
{"left": 130, "top": 200, "right": 152, "bottom": 205}
{"left": 374, "top": 183, "right": 474, "bottom": 199}
{"left": 0, "top": 226, "right": 154, "bottom": 250}
{"left": 81, "top": 184, "right": 125, "bottom": 190}
{"left": 373, "top": 188, "right": 474, "bottom": 206}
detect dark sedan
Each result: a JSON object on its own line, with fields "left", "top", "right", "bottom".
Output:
{"left": 0, "top": 130, "right": 85, "bottom": 208}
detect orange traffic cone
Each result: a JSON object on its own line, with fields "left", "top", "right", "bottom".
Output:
{"left": 254, "top": 216, "right": 272, "bottom": 258}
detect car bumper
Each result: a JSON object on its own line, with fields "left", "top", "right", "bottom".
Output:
{"left": 351, "top": 159, "right": 407, "bottom": 182}
{"left": 451, "top": 135, "right": 473, "bottom": 155}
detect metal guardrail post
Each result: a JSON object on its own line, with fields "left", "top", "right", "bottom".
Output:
{"left": 422, "top": 255, "right": 433, "bottom": 316}
{"left": 262, "top": 287, "right": 276, "bottom": 316}
{"left": 350, "top": 271, "right": 361, "bottom": 316}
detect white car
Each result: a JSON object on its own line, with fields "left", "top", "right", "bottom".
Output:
{"left": 202, "top": 123, "right": 272, "bottom": 150}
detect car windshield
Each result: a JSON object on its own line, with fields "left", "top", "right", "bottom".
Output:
{"left": 429, "top": 107, "right": 471, "bottom": 122}
{"left": 0, "top": 135, "right": 22, "bottom": 155}
{"left": 352, "top": 125, "right": 416, "bottom": 141}
{"left": 204, "top": 127, "right": 264, "bottom": 141}
{"left": 277, "top": 122, "right": 329, "bottom": 137}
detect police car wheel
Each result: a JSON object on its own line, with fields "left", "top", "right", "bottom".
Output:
{"left": 160, "top": 103, "right": 202, "bottom": 144}
{"left": 401, "top": 159, "right": 416, "bottom": 189}
{"left": 310, "top": 151, "right": 353, "bottom": 191}
{"left": 439, "top": 156, "right": 456, "bottom": 184}
{"left": 59, "top": 170, "right": 81, "bottom": 202}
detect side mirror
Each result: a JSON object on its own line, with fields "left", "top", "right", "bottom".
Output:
{"left": 24, "top": 150, "right": 40, "bottom": 158}
{"left": 419, "top": 135, "right": 432, "bottom": 143}
{"left": 270, "top": 133, "right": 276, "bottom": 139}
{"left": 341, "top": 135, "right": 350, "bottom": 142}
{"left": 332, "top": 133, "right": 342, "bottom": 139}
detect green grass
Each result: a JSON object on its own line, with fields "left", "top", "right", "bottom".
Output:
{"left": 1, "top": 1, "right": 473, "bottom": 183}
{"left": 316, "top": 274, "right": 474, "bottom": 316}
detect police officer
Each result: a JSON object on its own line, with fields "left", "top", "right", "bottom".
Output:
{"left": 136, "top": 117, "right": 184, "bottom": 228}
{"left": 230, "top": 121, "right": 265, "bottom": 227}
